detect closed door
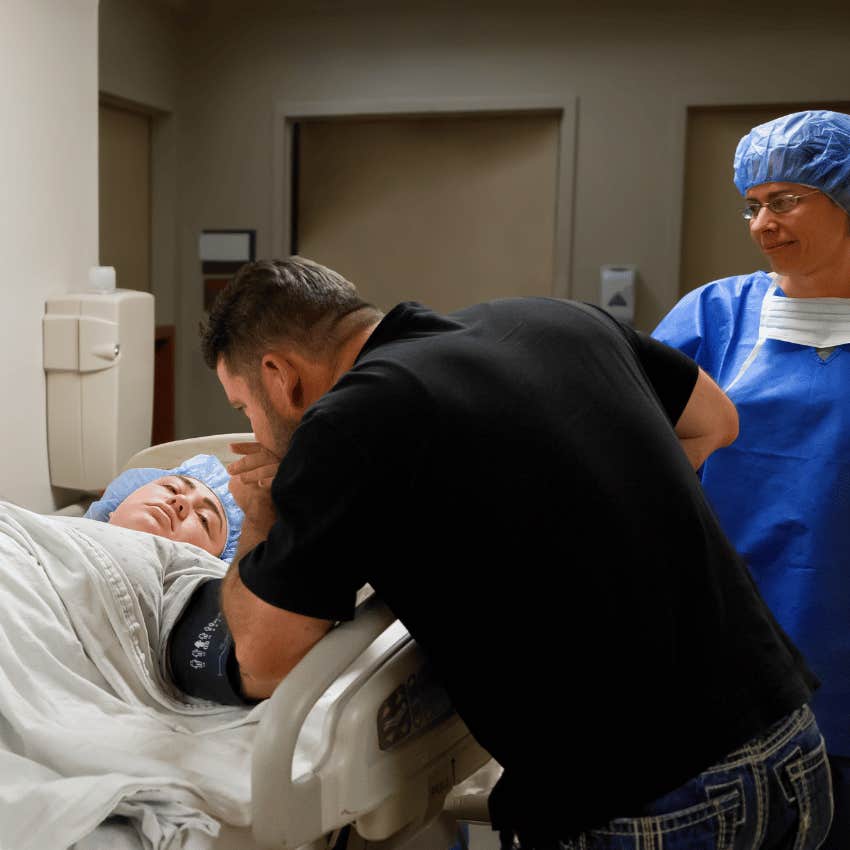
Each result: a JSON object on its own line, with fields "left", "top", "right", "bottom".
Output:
{"left": 99, "top": 103, "right": 151, "bottom": 292}
{"left": 294, "top": 113, "right": 561, "bottom": 314}
{"left": 99, "top": 102, "right": 175, "bottom": 443}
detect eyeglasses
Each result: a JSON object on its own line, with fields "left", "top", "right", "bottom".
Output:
{"left": 741, "top": 190, "right": 820, "bottom": 221}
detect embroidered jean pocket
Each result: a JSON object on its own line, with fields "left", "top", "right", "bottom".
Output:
{"left": 779, "top": 740, "right": 833, "bottom": 850}
{"left": 572, "top": 787, "right": 742, "bottom": 850}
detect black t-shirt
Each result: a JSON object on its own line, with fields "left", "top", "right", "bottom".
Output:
{"left": 239, "top": 298, "right": 816, "bottom": 843}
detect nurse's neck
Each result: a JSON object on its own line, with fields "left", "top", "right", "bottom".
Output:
{"left": 778, "top": 255, "right": 850, "bottom": 299}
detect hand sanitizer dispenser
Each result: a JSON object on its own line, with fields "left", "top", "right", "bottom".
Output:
{"left": 600, "top": 265, "right": 637, "bottom": 325}
{"left": 43, "top": 267, "right": 155, "bottom": 492}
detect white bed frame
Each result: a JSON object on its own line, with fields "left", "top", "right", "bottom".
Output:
{"left": 116, "top": 435, "right": 496, "bottom": 850}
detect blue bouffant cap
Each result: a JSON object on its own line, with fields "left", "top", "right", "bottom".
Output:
{"left": 733, "top": 110, "right": 850, "bottom": 214}
{"left": 84, "top": 454, "right": 244, "bottom": 562}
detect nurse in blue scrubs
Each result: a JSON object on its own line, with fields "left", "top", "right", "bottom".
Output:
{"left": 654, "top": 109, "right": 850, "bottom": 850}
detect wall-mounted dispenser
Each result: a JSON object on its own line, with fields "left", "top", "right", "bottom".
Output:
{"left": 43, "top": 267, "right": 154, "bottom": 492}
{"left": 600, "top": 265, "right": 636, "bottom": 325}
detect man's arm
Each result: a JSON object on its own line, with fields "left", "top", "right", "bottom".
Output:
{"left": 673, "top": 366, "right": 739, "bottom": 470}
{"left": 622, "top": 327, "right": 738, "bottom": 471}
{"left": 222, "top": 441, "right": 333, "bottom": 699}
{"left": 221, "top": 565, "right": 332, "bottom": 700}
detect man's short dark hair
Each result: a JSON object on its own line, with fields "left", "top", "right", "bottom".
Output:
{"left": 200, "top": 257, "right": 379, "bottom": 373}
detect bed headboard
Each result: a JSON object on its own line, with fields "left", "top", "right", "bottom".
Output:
{"left": 122, "top": 433, "right": 255, "bottom": 471}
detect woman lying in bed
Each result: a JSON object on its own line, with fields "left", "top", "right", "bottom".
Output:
{"left": 0, "top": 457, "right": 262, "bottom": 849}
{"left": 1, "top": 459, "right": 472, "bottom": 850}
{"left": 85, "top": 454, "right": 251, "bottom": 706}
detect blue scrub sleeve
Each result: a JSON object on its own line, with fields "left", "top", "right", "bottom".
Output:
{"left": 652, "top": 289, "right": 707, "bottom": 362}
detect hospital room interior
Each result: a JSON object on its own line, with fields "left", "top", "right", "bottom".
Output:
{"left": 3, "top": 0, "right": 850, "bottom": 848}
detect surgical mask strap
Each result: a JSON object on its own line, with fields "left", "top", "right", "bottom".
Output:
{"left": 724, "top": 284, "right": 776, "bottom": 393}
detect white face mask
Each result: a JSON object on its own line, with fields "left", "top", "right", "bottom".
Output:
{"left": 724, "top": 281, "right": 850, "bottom": 392}
{"left": 761, "top": 287, "right": 850, "bottom": 349}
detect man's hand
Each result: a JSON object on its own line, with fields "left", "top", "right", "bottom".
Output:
{"left": 227, "top": 442, "right": 280, "bottom": 538}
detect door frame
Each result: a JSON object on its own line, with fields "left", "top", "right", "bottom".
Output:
{"left": 272, "top": 95, "right": 578, "bottom": 299}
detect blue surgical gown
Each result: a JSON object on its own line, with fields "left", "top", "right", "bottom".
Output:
{"left": 654, "top": 270, "right": 850, "bottom": 755}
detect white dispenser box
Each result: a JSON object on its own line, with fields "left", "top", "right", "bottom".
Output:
{"left": 43, "top": 277, "right": 154, "bottom": 492}
{"left": 600, "top": 265, "right": 636, "bottom": 325}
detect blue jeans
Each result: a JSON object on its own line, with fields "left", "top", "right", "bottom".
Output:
{"left": 507, "top": 705, "right": 833, "bottom": 850}
{"left": 820, "top": 754, "right": 850, "bottom": 850}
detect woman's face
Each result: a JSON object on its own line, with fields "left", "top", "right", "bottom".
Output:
{"left": 746, "top": 181, "right": 850, "bottom": 281}
{"left": 108, "top": 475, "right": 227, "bottom": 557}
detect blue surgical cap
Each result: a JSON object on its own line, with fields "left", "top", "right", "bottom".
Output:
{"left": 84, "top": 454, "right": 244, "bottom": 562}
{"left": 733, "top": 110, "right": 850, "bottom": 215}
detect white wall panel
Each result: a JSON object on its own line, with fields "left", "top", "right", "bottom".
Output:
{"left": 0, "top": 0, "right": 99, "bottom": 511}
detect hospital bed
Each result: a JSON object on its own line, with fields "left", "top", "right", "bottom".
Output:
{"left": 41, "top": 287, "right": 498, "bottom": 848}
{"left": 87, "top": 433, "right": 498, "bottom": 850}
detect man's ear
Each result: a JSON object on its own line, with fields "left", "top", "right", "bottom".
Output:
{"left": 260, "top": 351, "right": 304, "bottom": 413}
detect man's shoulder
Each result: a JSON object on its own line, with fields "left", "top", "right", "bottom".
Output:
{"left": 300, "top": 348, "right": 431, "bottom": 459}
{"left": 451, "top": 296, "right": 589, "bottom": 321}
{"left": 372, "top": 297, "right": 593, "bottom": 341}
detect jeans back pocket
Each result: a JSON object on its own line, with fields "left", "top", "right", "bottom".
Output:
{"left": 779, "top": 740, "right": 833, "bottom": 850}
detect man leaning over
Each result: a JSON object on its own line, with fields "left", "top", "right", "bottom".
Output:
{"left": 200, "top": 256, "right": 831, "bottom": 850}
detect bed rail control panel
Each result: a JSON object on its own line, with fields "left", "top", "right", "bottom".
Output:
{"left": 252, "top": 596, "right": 491, "bottom": 849}
{"left": 377, "top": 665, "right": 454, "bottom": 751}
{"left": 43, "top": 287, "right": 154, "bottom": 492}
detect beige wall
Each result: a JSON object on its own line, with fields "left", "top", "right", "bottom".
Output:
{"left": 0, "top": 0, "right": 99, "bottom": 511}
{"left": 171, "top": 1, "right": 850, "bottom": 439}
{"left": 99, "top": 0, "right": 181, "bottom": 327}
{"left": 99, "top": 0, "right": 180, "bottom": 114}
{"left": 97, "top": 0, "right": 850, "bottom": 438}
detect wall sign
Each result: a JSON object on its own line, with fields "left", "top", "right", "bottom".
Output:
{"left": 199, "top": 229, "right": 256, "bottom": 310}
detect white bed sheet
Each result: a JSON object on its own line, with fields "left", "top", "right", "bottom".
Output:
{"left": 0, "top": 503, "right": 432, "bottom": 850}
{"left": 0, "top": 503, "right": 261, "bottom": 850}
